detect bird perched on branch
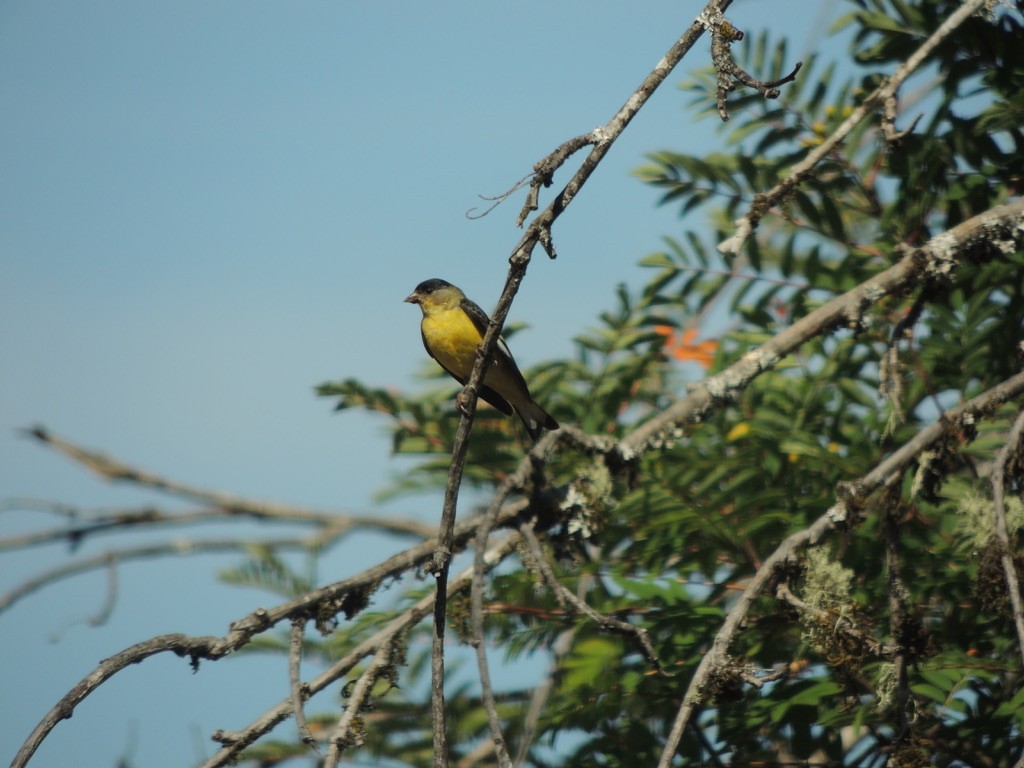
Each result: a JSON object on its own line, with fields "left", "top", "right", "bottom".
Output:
{"left": 404, "top": 278, "right": 558, "bottom": 441}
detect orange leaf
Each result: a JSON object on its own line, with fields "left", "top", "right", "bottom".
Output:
{"left": 670, "top": 328, "right": 718, "bottom": 368}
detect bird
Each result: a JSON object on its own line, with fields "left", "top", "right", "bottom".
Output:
{"left": 404, "top": 278, "right": 558, "bottom": 441}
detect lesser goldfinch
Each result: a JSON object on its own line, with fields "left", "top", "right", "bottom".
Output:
{"left": 404, "top": 278, "right": 558, "bottom": 441}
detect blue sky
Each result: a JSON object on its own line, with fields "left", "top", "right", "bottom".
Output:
{"left": 1, "top": 2, "right": 842, "bottom": 765}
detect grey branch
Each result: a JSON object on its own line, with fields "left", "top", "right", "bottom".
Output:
{"left": 289, "top": 619, "right": 320, "bottom": 756}
{"left": 10, "top": 512, "right": 529, "bottom": 768}
{"left": 703, "top": 10, "right": 801, "bottom": 121}
{"left": 18, "top": 426, "right": 435, "bottom": 538}
{"left": 199, "top": 535, "right": 521, "bottom": 768}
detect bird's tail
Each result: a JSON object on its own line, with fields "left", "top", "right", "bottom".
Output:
{"left": 515, "top": 399, "right": 559, "bottom": 442}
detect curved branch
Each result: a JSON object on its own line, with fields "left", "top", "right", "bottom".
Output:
{"left": 10, "top": 508, "right": 532, "bottom": 768}
{"left": 13, "top": 632, "right": 230, "bottom": 768}
{"left": 518, "top": 520, "right": 664, "bottom": 671}
{"left": 288, "top": 619, "right": 319, "bottom": 755}
{"left": 199, "top": 534, "right": 521, "bottom": 768}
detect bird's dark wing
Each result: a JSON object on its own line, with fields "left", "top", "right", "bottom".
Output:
{"left": 458, "top": 296, "right": 492, "bottom": 337}
{"left": 459, "top": 295, "right": 532, "bottom": 390}
{"left": 421, "top": 323, "right": 514, "bottom": 417}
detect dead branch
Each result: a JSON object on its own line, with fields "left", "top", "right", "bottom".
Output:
{"left": 19, "top": 426, "right": 435, "bottom": 538}
{"left": 0, "top": 537, "right": 321, "bottom": 615}
{"left": 289, "top": 619, "right": 320, "bottom": 755}
{"left": 700, "top": 9, "right": 801, "bottom": 121}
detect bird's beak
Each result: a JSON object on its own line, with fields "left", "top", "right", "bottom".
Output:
{"left": 404, "top": 291, "right": 420, "bottom": 304}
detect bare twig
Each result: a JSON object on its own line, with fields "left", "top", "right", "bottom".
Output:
{"left": 467, "top": 172, "right": 536, "bottom": 220}
{"left": 655, "top": 371, "right": 1024, "bottom": 768}
{"left": 701, "top": 10, "right": 801, "bottom": 121}
{"left": 882, "top": 490, "right": 912, "bottom": 744}
{"left": 0, "top": 537, "right": 323, "bottom": 615}
{"left": 775, "top": 582, "right": 892, "bottom": 659}
{"left": 322, "top": 637, "right": 396, "bottom": 768}
{"left": 518, "top": 520, "right": 665, "bottom": 672}
{"left": 18, "top": 427, "right": 435, "bottom": 539}
{"left": 0, "top": 501, "right": 430, "bottom": 553}
{"left": 991, "top": 408, "right": 1024, "bottom": 668}
{"left": 718, "top": 0, "right": 992, "bottom": 257}
{"left": 289, "top": 619, "right": 320, "bottom": 755}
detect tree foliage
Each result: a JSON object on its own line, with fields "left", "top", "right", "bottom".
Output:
{"left": 323, "top": 2, "right": 1024, "bottom": 764}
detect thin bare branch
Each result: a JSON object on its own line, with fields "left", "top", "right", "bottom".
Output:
{"left": 467, "top": 172, "right": 536, "bottom": 220}
{"left": 991, "top": 408, "right": 1024, "bottom": 667}
{"left": 515, "top": 133, "right": 597, "bottom": 227}
{"left": 0, "top": 537, "right": 321, "bottom": 615}
{"left": 289, "top": 619, "right": 320, "bottom": 756}
{"left": 518, "top": 520, "right": 665, "bottom": 672}
{"left": 512, "top": 626, "right": 576, "bottom": 768}
{"left": 18, "top": 427, "right": 435, "bottom": 539}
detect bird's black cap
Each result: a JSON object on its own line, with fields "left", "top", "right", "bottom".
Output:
{"left": 405, "top": 278, "right": 452, "bottom": 304}
{"left": 413, "top": 278, "right": 451, "bottom": 294}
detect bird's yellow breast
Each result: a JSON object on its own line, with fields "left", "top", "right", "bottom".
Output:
{"left": 421, "top": 306, "right": 483, "bottom": 380}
